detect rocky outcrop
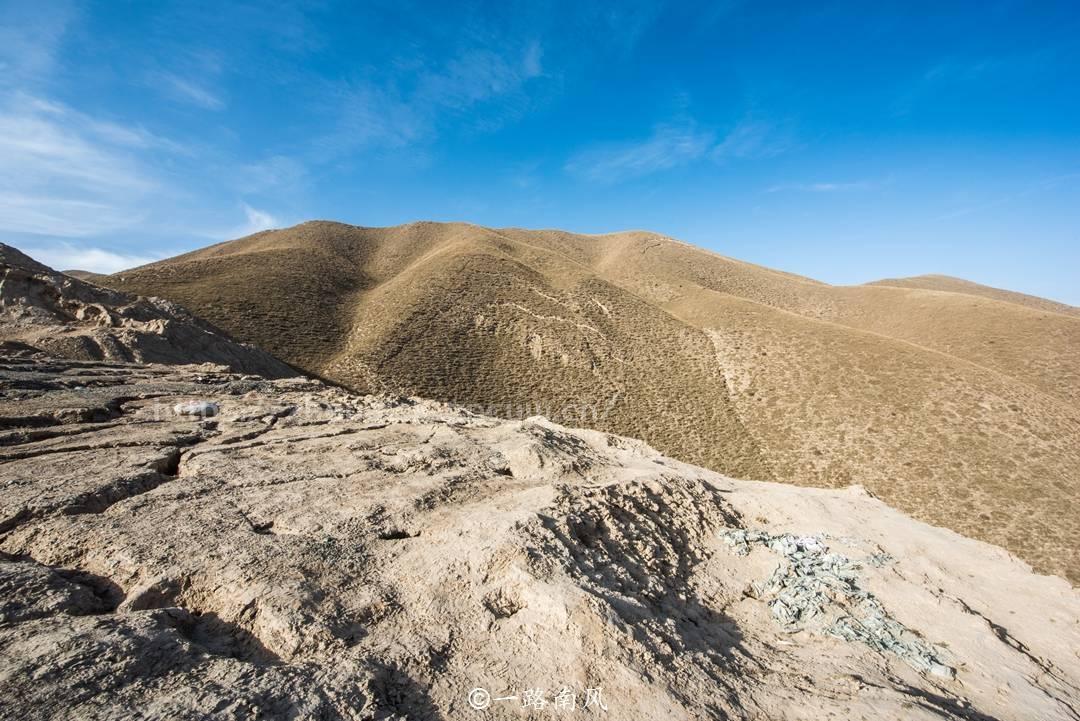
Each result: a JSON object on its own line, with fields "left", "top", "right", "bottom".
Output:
{"left": 1, "top": 354, "right": 1077, "bottom": 720}
{"left": 0, "top": 244, "right": 294, "bottom": 378}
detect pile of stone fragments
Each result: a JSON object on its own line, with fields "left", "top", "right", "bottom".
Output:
{"left": 723, "top": 529, "right": 955, "bottom": 679}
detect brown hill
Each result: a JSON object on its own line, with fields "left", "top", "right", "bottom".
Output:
{"left": 62, "top": 269, "right": 109, "bottom": 284}
{"left": 101, "top": 221, "right": 1080, "bottom": 582}
{"left": 868, "top": 273, "right": 1080, "bottom": 317}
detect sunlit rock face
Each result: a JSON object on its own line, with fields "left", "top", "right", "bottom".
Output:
{"left": 0, "top": 352, "right": 1077, "bottom": 721}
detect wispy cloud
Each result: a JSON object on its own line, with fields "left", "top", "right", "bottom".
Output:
{"left": 15, "top": 241, "right": 161, "bottom": 273}
{"left": 0, "top": 193, "right": 143, "bottom": 238}
{"left": 767, "top": 180, "right": 873, "bottom": 193}
{"left": 417, "top": 42, "right": 545, "bottom": 111}
{"left": 565, "top": 122, "right": 715, "bottom": 182}
{"left": 566, "top": 113, "right": 797, "bottom": 183}
{"left": 0, "top": 0, "right": 75, "bottom": 84}
{"left": 254, "top": 3, "right": 666, "bottom": 168}
{"left": 235, "top": 155, "right": 308, "bottom": 194}
{"left": 0, "top": 94, "right": 168, "bottom": 237}
{"left": 149, "top": 71, "right": 225, "bottom": 110}
{"left": 935, "top": 172, "right": 1080, "bottom": 221}
{"left": 322, "top": 84, "right": 429, "bottom": 156}
{"left": 229, "top": 203, "right": 279, "bottom": 238}
{"left": 584, "top": 1, "right": 667, "bottom": 54}
{"left": 894, "top": 50, "right": 1055, "bottom": 116}
{"left": 320, "top": 40, "right": 547, "bottom": 158}
{"left": 712, "top": 117, "right": 797, "bottom": 161}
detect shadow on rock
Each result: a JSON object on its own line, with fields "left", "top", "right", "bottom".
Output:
{"left": 531, "top": 475, "right": 750, "bottom": 704}
{"left": 365, "top": 660, "right": 445, "bottom": 721}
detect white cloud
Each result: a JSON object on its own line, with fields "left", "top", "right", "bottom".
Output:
{"left": 229, "top": 203, "right": 279, "bottom": 238}
{"left": 325, "top": 84, "right": 428, "bottom": 154}
{"left": 565, "top": 123, "right": 715, "bottom": 182}
{"left": 319, "top": 39, "right": 547, "bottom": 158}
{"left": 416, "top": 42, "right": 545, "bottom": 111}
{"left": 712, "top": 117, "right": 796, "bottom": 161}
{"left": 587, "top": 1, "right": 666, "bottom": 54}
{"left": 0, "top": 192, "right": 141, "bottom": 237}
{"left": 0, "top": 95, "right": 166, "bottom": 237}
{"left": 149, "top": 71, "right": 225, "bottom": 110}
{"left": 15, "top": 241, "right": 160, "bottom": 273}
{"left": 0, "top": 103, "right": 152, "bottom": 192}
{"left": 0, "top": 0, "right": 75, "bottom": 85}
{"left": 767, "top": 181, "right": 872, "bottom": 193}
{"left": 566, "top": 112, "right": 800, "bottom": 183}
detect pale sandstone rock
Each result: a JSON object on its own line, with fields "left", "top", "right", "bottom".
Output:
{"left": 0, "top": 355, "right": 1077, "bottom": 720}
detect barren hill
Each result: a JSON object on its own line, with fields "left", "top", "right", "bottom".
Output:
{"left": 62, "top": 269, "right": 109, "bottom": 284}
{"left": 867, "top": 274, "right": 1080, "bottom": 317}
{"left": 100, "top": 221, "right": 1080, "bottom": 582}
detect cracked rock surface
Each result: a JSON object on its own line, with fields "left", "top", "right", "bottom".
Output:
{"left": 0, "top": 354, "right": 1078, "bottom": 720}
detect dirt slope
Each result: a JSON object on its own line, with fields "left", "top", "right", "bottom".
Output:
{"left": 1, "top": 354, "right": 1078, "bottom": 720}
{"left": 99, "top": 221, "right": 1080, "bottom": 582}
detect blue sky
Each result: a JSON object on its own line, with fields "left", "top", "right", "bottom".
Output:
{"left": 2, "top": 1, "right": 1078, "bottom": 304}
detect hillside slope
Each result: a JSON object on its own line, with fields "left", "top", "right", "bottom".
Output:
{"left": 100, "top": 221, "right": 1080, "bottom": 582}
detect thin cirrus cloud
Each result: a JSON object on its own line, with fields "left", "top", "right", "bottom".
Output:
{"left": 184, "top": 203, "right": 280, "bottom": 243}
{"left": 566, "top": 116, "right": 795, "bottom": 183}
{"left": 318, "top": 41, "right": 547, "bottom": 159}
{"left": 417, "top": 42, "right": 544, "bottom": 111}
{"left": 564, "top": 123, "right": 716, "bottom": 183}
{"left": 0, "top": 0, "right": 75, "bottom": 84}
{"left": 235, "top": 155, "right": 308, "bottom": 195}
{"left": 0, "top": 95, "right": 166, "bottom": 238}
{"left": 712, "top": 117, "right": 796, "bottom": 161}
{"left": 149, "top": 70, "right": 225, "bottom": 110}
{"left": 766, "top": 181, "right": 873, "bottom": 193}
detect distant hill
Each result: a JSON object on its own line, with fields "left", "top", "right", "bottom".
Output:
{"left": 62, "top": 269, "right": 109, "bottom": 284}
{"left": 101, "top": 221, "right": 1080, "bottom": 582}
{"left": 867, "top": 273, "right": 1079, "bottom": 317}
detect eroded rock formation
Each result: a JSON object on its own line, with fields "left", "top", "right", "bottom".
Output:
{"left": 0, "top": 243, "right": 292, "bottom": 378}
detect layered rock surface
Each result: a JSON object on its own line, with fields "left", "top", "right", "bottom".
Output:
{"left": 1, "top": 353, "right": 1077, "bottom": 720}
{"left": 0, "top": 243, "right": 292, "bottom": 378}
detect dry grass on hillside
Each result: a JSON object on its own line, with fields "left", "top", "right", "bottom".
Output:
{"left": 869, "top": 274, "right": 1080, "bottom": 317}
{"left": 104, "top": 220, "right": 1080, "bottom": 582}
